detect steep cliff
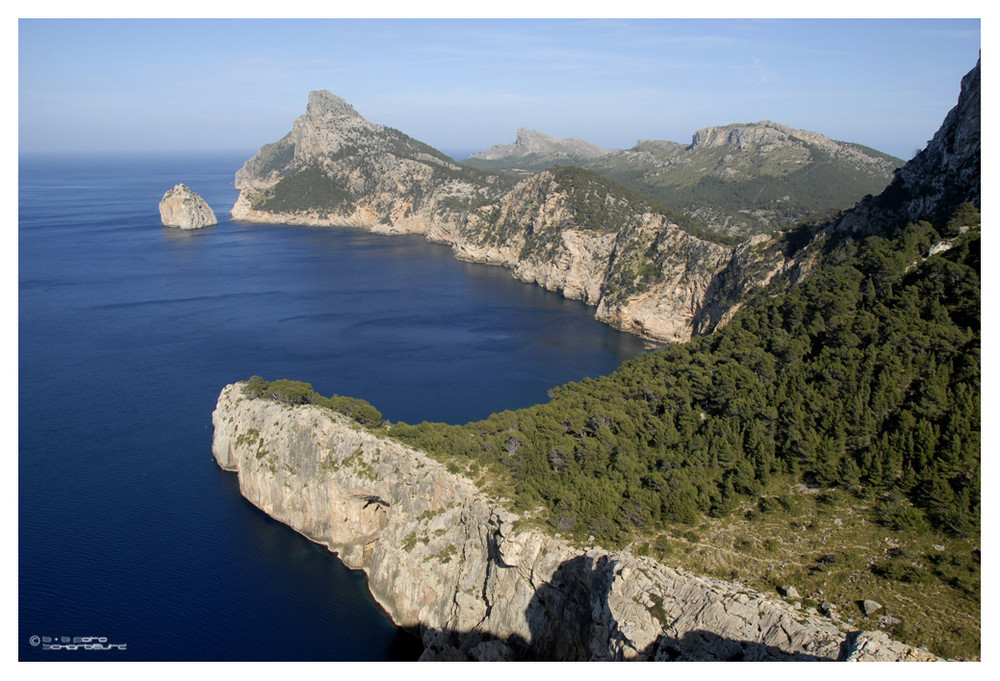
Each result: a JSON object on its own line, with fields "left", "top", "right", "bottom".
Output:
{"left": 212, "top": 383, "right": 935, "bottom": 661}
{"left": 833, "top": 57, "right": 980, "bottom": 237}
{"left": 453, "top": 167, "right": 742, "bottom": 341}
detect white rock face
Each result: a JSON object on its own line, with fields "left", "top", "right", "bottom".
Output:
{"left": 211, "top": 384, "right": 937, "bottom": 661}
{"left": 159, "top": 184, "right": 217, "bottom": 229}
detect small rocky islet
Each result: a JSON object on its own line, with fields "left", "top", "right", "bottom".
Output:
{"left": 158, "top": 183, "right": 217, "bottom": 229}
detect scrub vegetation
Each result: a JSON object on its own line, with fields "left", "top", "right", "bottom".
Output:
{"left": 242, "top": 376, "right": 384, "bottom": 429}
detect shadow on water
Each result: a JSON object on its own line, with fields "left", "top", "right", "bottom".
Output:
{"left": 386, "top": 628, "right": 424, "bottom": 661}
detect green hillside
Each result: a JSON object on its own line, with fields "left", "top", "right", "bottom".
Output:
{"left": 462, "top": 134, "right": 902, "bottom": 240}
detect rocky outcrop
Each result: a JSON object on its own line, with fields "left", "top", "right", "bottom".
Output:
{"left": 834, "top": 58, "right": 980, "bottom": 237}
{"left": 158, "top": 184, "right": 217, "bottom": 229}
{"left": 845, "top": 632, "right": 937, "bottom": 662}
{"left": 212, "top": 384, "right": 937, "bottom": 661}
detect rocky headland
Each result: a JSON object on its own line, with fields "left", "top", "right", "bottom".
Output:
{"left": 229, "top": 93, "right": 804, "bottom": 344}
{"left": 159, "top": 184, "right": 217, "bottom": 229}
{"left": 212, "top": 383, "right": 937, "bottom": 661}
{"left": 228, "top": 55, "right": 978, "bottom": 346}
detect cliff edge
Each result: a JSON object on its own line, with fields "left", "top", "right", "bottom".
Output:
{"left": 212, "top": 383, "right": 936, "bottom": 661}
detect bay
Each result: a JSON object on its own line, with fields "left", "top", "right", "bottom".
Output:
{"left": 17, "top": 152, "right": 648, "bottom": 660}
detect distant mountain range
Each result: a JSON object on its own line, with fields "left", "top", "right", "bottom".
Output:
{"left": 463, "top": 122, "right": 903, "bottom": 240}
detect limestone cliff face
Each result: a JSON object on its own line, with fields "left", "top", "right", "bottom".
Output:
{"left": 452, "top": 169, "right": 763, "bottom": 342}
{"left": 452, "top": 172, "right": 617, "bottom": 305}
{"left": 159, "top": 184, "right": 217, "bottom": 229}
{"left": 212, "top": 384, "right": 936, "bottom": 661}
{"left": 593, "top": 212, "right": 735, "bottom": 342}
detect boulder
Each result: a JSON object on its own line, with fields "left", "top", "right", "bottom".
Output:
{"left": 860, "top": 599, "right": 883, "bottom": 617}
{"left": 159, "top": 184, "right": 217, "bottom": 229}
{"left": 779, "top": 585, "right": 801, "bottom": 599}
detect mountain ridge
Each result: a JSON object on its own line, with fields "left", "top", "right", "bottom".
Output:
{"left": 462, "top": 119, "right": 903, "bottom": 238}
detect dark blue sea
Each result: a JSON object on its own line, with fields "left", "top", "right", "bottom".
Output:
{"left": 17, "top": 152, "right": 648, "bottom": 661}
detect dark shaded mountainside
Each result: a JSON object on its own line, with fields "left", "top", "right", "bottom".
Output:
{"left": 463, "top": 122, "right": 903, "bottom": 240}
{"left": 223, "top": 59, "right": 980, "bottom": 659}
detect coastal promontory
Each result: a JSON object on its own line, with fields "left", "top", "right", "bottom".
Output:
{"left": 159, "top": 184, "right": 218, "bottom": 229}
{"left": 228, "top": 91, "right": 803, "bottom": 343}
{"left": 212, "top": 382, "right": 936, "bottom": 661}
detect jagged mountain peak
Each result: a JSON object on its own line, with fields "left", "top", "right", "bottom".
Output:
{"left": 835, "top": 58, "right": 980, "bottom": 236}
{"left": 236, "top": 90, "right": 454, "bottom": 191}
{"left": 305, "top": 90, "right": 363, "bottom": 121}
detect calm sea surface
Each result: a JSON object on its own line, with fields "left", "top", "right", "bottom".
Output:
{"left": 18, "top": 152, "right": 648, "bottom": 660}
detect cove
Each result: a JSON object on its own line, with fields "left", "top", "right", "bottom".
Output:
{"left": 18, "top": 153, "right": 647, "bottom": 660}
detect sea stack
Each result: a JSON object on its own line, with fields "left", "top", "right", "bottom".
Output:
{"left": 159, "top": 184, "right": 218, "bottom": 229}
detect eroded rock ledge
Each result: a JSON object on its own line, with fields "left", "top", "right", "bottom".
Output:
{"left": 211, "top": 383, "right": 935, "bottom": 661}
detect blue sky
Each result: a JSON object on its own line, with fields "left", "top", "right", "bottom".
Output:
{"left": 18, "top": 17, "right": 981, "bottom": 160}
